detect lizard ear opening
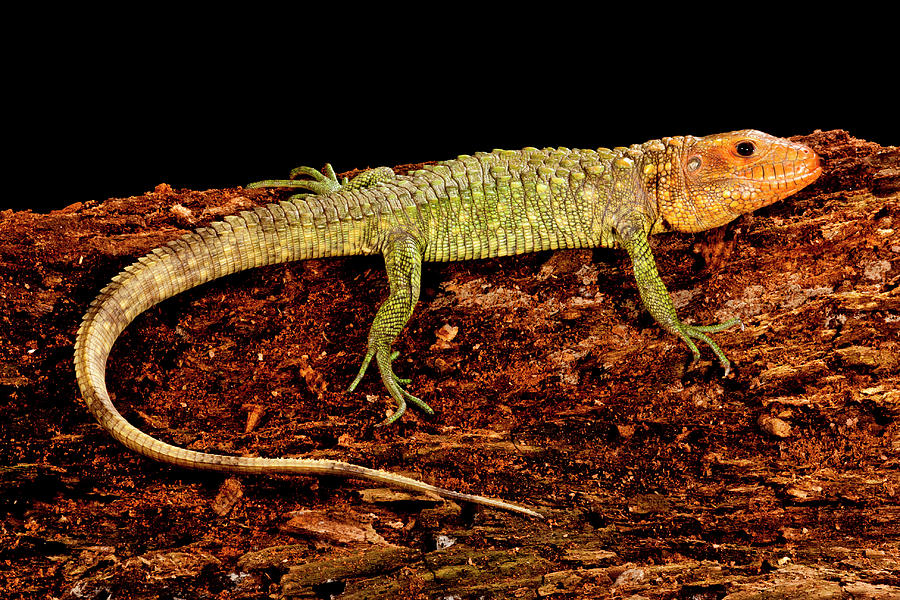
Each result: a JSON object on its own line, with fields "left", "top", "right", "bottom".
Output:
{"left": 686, "top": 156, "right": 702, "bottom": 171}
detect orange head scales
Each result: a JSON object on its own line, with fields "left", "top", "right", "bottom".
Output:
{"left": 651, "top": 130, "right": 822, "bottom": 233}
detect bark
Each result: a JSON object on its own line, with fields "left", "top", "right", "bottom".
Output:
{"left": 1, "top": 130, "right": 898, "bottom": 599}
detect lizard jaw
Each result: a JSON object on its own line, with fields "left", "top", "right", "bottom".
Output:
{"left": 733, "top": 152, "right": 823, "bottom": 194}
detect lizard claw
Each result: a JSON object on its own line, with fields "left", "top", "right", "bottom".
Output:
{"left": 376, "top": 387, "right": 432, "bottom": 427}
{"left": 388, "top": 350, "right": 412, "bottom": 385}
{"left": 690, "top": 317, "right": 743, "bottom": 334}
{"left": 288, "top": 164, "right": 346, "bottom": 195}
{"left": 347, "top": 347, "right": 433, "bottom": 425}
{"left": 289, "top": 163, "right": 340, "bottom": 183}
{"left": 678, "top": 317, "right": 742, "bottom": 376}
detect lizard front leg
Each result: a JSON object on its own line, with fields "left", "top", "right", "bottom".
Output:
{"left": 347, "top": 230, "right": 432, "bottom": 425}
{"left": 618, "top": 216, "right": 741, "bottom": 375}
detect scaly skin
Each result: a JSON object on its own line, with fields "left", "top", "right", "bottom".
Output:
{"left": 74, "top": 130, "right": 821, "bottom": 518}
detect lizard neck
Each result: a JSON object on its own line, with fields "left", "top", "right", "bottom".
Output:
{"left": 585, "top": 142, "right": 670, "bottom": 243}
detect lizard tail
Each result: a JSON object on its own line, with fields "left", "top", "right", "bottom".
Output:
{"left": 74, "top": 198, "right": 542, "bottom": 519}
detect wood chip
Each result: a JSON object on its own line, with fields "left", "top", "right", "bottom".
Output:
{"left": 124, "top": 549, "right": 221, "bottom": 580}
{"left": 281, "top": 546, "right": 417, "bottom": 593}
{"left": 436, "top": 324, "right": 458, "bottom": 342}
{"left": 758, "top": 415, "right": 792, "bottom": 438}
{"left": 242, "top": 403, "right": 266, "bottom": 433}
{"left": 211, "top": 477, "right": 244, "bottom": 516}
{"left": 357, "top": 487, "right": 442, "bottom": 506}
{"left": 280, "top": 509, "right": 388, "bottom": 545}
{"left": 169, "top": 203, "right": 195, "bottom": 225}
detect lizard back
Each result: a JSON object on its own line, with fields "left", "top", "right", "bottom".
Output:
{"left": 371, "top": 146, "right": 658, "bottom": 261}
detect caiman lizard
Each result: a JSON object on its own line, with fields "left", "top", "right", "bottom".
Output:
{"left": 74, "top": 130, "right": 822, "bottom": 518}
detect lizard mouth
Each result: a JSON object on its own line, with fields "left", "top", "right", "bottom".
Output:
{"left": 735, "top": 154, "right": 823, "bottom": 191}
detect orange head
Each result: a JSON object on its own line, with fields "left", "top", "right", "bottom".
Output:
{"left": 653, "top": 130, "right": 822, "bottom": 233}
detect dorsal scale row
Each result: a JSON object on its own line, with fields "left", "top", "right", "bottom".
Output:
{"left": 397, "top": 146, "right": 638, "bottom": 261}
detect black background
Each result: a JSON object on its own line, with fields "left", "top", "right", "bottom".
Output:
{"left": 8, "top": 12, "right": 895, "bottom": 213}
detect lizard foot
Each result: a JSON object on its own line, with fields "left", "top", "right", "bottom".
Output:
{"left": 246, "top": 163, "right": 344, "bottom": 196}
{"left": 677, "top": 317, "right": 743, "bottom": 377}
{"left": 247, "top": 165, "right": 395, "bottom": 198}
{"left": 347, "top": 348, "right": 433, "bottom": 426}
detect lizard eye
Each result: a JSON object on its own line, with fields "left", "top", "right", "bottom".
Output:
{"left": 735, "top": 141, "right": 756, "bottom": 157}
{"left": 687, "top": 156, "right": 702, "bottom": 171}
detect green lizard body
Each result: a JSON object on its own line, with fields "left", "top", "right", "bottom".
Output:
{"left": 74, "top": 130, "right": 821, "bottom": 517}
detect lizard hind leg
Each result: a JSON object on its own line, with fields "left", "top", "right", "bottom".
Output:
{"left": 347, "top": 230, "right": 432, "bottom": 426}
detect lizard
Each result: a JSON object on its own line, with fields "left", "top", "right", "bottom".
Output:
{"left": 74, "top": 130, "right": 822, "bottom": 519}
